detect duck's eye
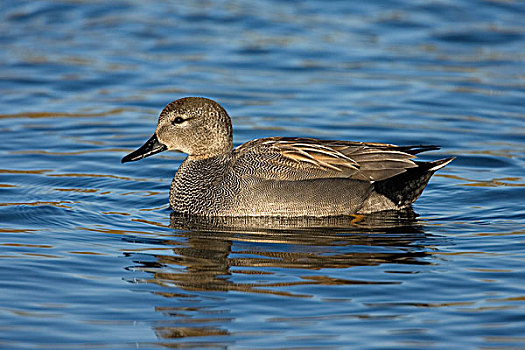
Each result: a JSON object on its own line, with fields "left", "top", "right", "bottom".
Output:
{"left": 172, "top": 117, "right": 185, "bottom": 125}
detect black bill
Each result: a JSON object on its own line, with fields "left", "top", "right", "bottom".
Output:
{"left": 121, "top": 134, "right": 167, "bottom": 163}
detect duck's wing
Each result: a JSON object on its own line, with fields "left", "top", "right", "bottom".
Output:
{"left": 233, "top": 137, "right": 439, "bottom": 182}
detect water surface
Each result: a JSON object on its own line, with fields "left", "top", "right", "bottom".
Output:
{"left": 1, "top": 1, "right": 524, "bottom": 349}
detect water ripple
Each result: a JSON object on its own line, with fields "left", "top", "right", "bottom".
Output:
{"left": 1, "top": 0, "right": 524, "bottom": 348}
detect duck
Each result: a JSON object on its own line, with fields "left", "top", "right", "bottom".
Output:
{"left": 122, "top": 97, "right": 454, "bottom": 217}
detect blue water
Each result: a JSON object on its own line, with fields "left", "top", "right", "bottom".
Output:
{"left": 1, "top": 1, "right": 525, "bottom": 349}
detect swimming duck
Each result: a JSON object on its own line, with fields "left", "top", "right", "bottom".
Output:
{"left": 122, "top": 97, "right": 454, "bottom": 216}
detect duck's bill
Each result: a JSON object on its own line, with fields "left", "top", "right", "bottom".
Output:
{"left": 121, "top": 134, "right": 167, "bottom": 163}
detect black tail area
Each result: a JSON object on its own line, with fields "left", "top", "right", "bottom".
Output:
{"left": 373, "top": 157, "right": 455, "bottom": 208}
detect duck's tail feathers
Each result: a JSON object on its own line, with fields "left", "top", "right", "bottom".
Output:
{"left": 373, "top": 157, "right": 455, "bottom": 208}
{"left": 396, "top": 144, "right": 441, "bottom": 155}
{"left": 428, "top": 157, "right": 455, "bottom": 172}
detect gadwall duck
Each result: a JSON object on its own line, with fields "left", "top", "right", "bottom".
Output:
{"left": 122, "top": 97, "right": 454, "bottom": 216}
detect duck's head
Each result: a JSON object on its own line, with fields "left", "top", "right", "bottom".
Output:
{"left": 121, "top": 97, "right": 233, "bottom": 163}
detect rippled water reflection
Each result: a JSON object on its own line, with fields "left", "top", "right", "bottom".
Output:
{"left": 1, "top": 0, "right": 524, "bottom": 349}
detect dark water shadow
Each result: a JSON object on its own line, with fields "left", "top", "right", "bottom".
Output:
{"left": 123, "top": 209, "right": 439, "bottom": 341}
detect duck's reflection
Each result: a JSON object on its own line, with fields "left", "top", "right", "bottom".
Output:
{"left": 162, "top": 210, "right": 428, "bottom": 289}
{"left": 125, "top": 210, "right": 435, "bottom": 341}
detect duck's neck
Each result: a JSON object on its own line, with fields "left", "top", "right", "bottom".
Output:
{"left": 169, "top": 154, "right": 231, "bottom": 214}
{"left": 186, "top": 141, "right": 233, "bottom": 161}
